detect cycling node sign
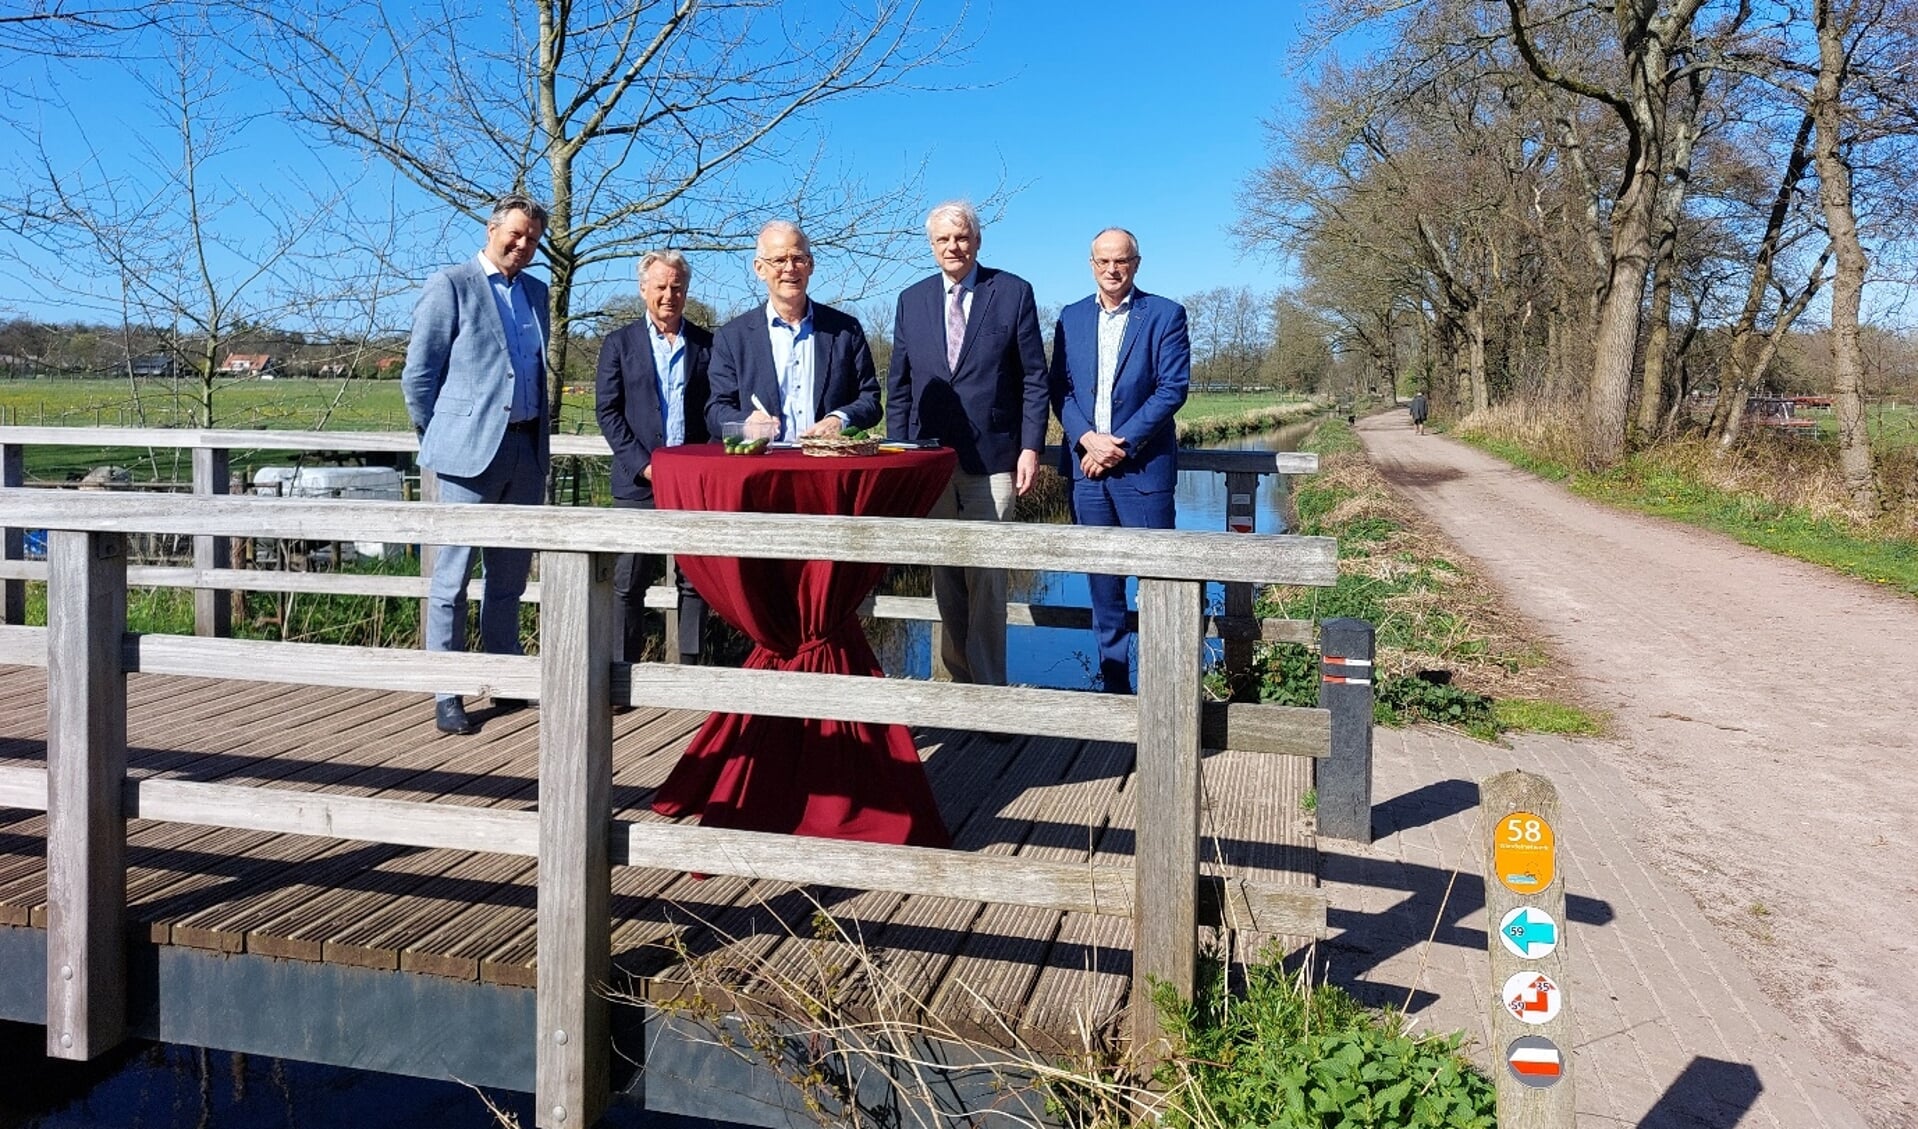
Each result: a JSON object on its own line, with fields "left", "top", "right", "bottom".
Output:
{"left": 1494, "top": 810, "right": 1556, "bottom": 894}
{"left": 1502, "top": 970, "right": 1563, "bottom": 1025}
{"left": 1506, "top": 1035, "right": 1565, "bottom": 1087}
{"left": 1499, "top": 905, "right": 1560, "bottom": 960}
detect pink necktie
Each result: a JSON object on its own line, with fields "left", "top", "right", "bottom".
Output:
{"left": 946, "top": 283, "right": 965, "bottom": 370}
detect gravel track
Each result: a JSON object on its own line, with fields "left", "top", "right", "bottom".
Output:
{"left": 1355, "top": 412, "right": 1917, "bottom": 1129}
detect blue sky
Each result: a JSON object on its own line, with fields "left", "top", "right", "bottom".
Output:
{"left": 812, "top": 0, "right": 1314, "bottom": 311}
{"left": 0, "top": 0, "right": 1319, "bottom": 331}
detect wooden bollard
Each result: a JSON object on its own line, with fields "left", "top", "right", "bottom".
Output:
{"left": 1481, "top": 770, "right": 1575, "bottom": 1126}
{"left": 1316, "top": 617, "right": 1375, "bottom": 842}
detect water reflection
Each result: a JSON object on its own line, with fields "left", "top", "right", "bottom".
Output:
{"left": 0, "top": 1022, "right": 723, "bottom": 1129}
{"left": 871, "top": 422, "right": 1317, "bottom": 689}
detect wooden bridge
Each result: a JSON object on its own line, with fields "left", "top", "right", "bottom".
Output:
{"left": 0, "top": 426, "right": 1352, "bottom": 1128}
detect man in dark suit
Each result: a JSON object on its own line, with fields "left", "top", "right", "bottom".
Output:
{"left": 885, "top": 201, "right": 1048, "bottom": 686}
{"left": 1050, "top": 228, "right": 1191, "bottom": 694}
{"left": 402, "top": 194, "right": 551, "bottom": 734}
{"left": 706, "top": 221, "right": 881, "bottom": 440}
{"left": 595, "top": 249, "right": 711, "bottom": 665}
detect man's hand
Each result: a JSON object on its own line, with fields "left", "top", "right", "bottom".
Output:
{"left": 1015, "top": 448, "right": 1039, "bottom": 496}
{"left": 1079, "top": 432, "right": 1127, "bottom": 477}
{"left": 642, "top": 464, "right": 652, "bottom": 482}
{"left": 801, "top": 415, "right": 845, "bottom": 438}
{"left": 745, "top": 408, "right": 782, "bottom": 441}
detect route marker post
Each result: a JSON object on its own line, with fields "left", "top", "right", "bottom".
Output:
{"left": 1317, "top": 617, "right": 1375, "bottom": 842}
{"left": 1482, "top": 769, "right": 1575, "bottom": 1127}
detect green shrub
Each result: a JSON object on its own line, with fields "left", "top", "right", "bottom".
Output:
{"left": 1157, "top": 957, "right": 1496, "bottom": 1129}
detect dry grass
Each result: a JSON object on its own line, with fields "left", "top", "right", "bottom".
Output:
{"left": 1295, "top": 443, "right": 1584, "bottom": 709}
{"left": 1460, "top": 399, "right": 1918, "bottom": 535}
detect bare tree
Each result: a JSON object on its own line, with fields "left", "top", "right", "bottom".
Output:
{"left": 7, "top": 41, "right": 364, "bottom": 430}
{"left": 254, "top": 0, "right": 979, "bottom": 431}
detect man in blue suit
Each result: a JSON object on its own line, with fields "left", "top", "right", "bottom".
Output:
{"left": 706, "top": 221, "right": 881, "bottom": 440}
{"left": 1050, "top": 228, "right": 1191, "bottom": 694}
{"left": 402, "top": 194, "right": 551, "bottom": 734}
{"left": 596, "top": 249, "right": 711, "bottom": 666}
{"left": 886, "top": 201, "right": 1048, "bottom": 686}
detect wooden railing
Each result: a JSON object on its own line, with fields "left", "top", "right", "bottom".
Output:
{"left": 0, "top": 483, "right": 1340, "bottom": 1129}
{"left": 0, "top": 426, "right": 1320, "bottom": 661}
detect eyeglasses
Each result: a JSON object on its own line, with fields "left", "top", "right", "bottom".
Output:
{"left": 757, "top": 254, "right": 814, "bottom": 269}
{"left": 1091, "top": 256, "right": 1139, "bottom": 269}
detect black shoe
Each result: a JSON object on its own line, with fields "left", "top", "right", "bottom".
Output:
{"left": 493, "top": 696, "right": 529, "bottom": 712}
{"left": 436, "top": 698, "right": 478, "bottom": 735}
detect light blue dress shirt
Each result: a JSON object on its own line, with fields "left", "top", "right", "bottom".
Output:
{"left": 479, "top": 253, "right": 544, "bottom": 424}
{"left": 649, "top": 318, "right": 688, "bottom": 446}
{"left": 766, "top": 302, "right": 816, "bottom": 439}
{"left": 1094, "top": 289, "right": 1133, "bottom": 435}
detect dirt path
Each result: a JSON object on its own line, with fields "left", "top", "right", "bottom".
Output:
{"left": 1355, "top": 412, "right": 1917, "bottom": 1129}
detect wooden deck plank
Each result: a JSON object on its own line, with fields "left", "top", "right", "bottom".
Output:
{"left": 113, "top": 685, "right": 451, "bottom": 942}
{"left": 168, "top": 709, "right": 545, "bottom": 956}
{"left": 1198, "top": 747, "right": 1316, "bottom": 964}
{"left": 643, "top": 725, "right": 1025, "bottom": 1017}
{"left": 1019, "top": 770, "right": 1137, "bottom": 1051}
{"left": 927, "top": 736, "right": 1137, "bottom": 1038}
{"left": 429, "top": 707, "right": 703, "bottom": 984}
{"left": 729, "top": 730, "right": 1083, "bottom": 1034}
{"left": 303, "top": 710, "right": 684, "bottom": 966}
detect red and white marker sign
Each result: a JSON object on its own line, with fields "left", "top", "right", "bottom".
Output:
{"left": 1505, "top": 1035, "right": 1564, "bottom": 1087}
{"left": 1502, "top": 970, "right": 1563, "bottom": 1025}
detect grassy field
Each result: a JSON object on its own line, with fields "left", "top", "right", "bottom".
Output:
{"left": 0, "top": 378, "right": 1312, "bottom": 482}
{"left": 1819, "top": 401, "right": 1918, "bottom": 450}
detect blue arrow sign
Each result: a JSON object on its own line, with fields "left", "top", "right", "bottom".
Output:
{"left": 1501, "top": 907, "right": 1558, "bottom": 957}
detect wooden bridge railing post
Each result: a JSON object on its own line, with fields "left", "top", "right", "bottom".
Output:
{"left": 1, "top": 442, "right": 22, "bottom": 625}
{"left": 1130, "top": 577, "right": 1204, "bottom": 1057}
{"left": 536, "top": 549, "right": 614, "bottom": 1129}
{"left": 191, "top": 446, "right": 230, "bottom": 637}
{"left": 1317, "top": 617, "right": 1376, "bottom": 843}
{"left": 1222, "top": 469, "right": 1261, "bottom": 698}
{"left": 417, "top": 467, "right": 440, "bottom": 629}
{"left": 44, "top": 529, "right": 129, "bottom": 1060}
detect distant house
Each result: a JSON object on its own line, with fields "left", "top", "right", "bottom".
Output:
{"left": 219, "top": 353, "right": 274, "bottom": 377}
{"left": 130, "top": 354, "right": 175, "bottom": 378}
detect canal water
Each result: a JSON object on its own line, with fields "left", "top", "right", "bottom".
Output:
{"left": 0, "top": 424, "right": 1316, "bottom": 1129}
{"left": 874, "top": 419, "right": 1317, "bottom": 687}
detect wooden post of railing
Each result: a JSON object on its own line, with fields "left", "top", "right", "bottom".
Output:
{"left": 536, "top": 549, "right": 613, "bottom": 1129}
{"left": 1222, "top": 470, "right": 1260, "bottom": 698}
{"left": 1317, "top": 617, "right": 1376, "bottom": 843}
{"left": 191, "top": 446, "right": 231, "bottom": 637}
{"left": 417, "top": 469, "right": 440, "bottom": 630}
{"left": 1130, "top": 577, "right": 1203, "bottom": 1057}
{"left": 44, "top": 529, "right": 129, "bottom": 1060}
{"left": 1, "top": 441, "right": 22, "bottom": 625}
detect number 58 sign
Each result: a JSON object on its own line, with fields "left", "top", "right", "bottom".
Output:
{"left": 1494, "top": 811, "right": 1557, "bottom": 895}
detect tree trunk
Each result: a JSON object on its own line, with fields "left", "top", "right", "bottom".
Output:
{"left": 1467, "top": 300, "right": 1490, "bottom": 415}
{"left": 1636, "top": 230, "right": 1676, "bottom": 442}
{"left": 1586, "top": 161, "right": 1659, "bottom": 467}
{"left": 1812, "top": 0, "right": 1878, "bottom": 511}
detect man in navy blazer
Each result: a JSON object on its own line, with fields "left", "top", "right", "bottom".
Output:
{"left": 1050, "top": 228, "right": 1191, "bottom": 694}
{"left": 595, "top": 249, "right": 712, "bottom": 666}
{"left": 706, "top": 221, "right": 881, "bottom": 440}
{"left": 403, "top": 194, "right": 552, "bottom": 734}
{"left": 886, "top": 201, "right": 1048, "bottom": 686}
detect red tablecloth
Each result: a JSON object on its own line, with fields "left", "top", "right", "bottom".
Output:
{"left": 648, "top": 443, "right": 957, "bottom": 847}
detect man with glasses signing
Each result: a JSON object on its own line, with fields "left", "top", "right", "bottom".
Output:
{"left": 706, "top": 221, "right": 881, "bottom": 440}
{"left": 1049, "top": 227, "right": 1190, "bottom": 695}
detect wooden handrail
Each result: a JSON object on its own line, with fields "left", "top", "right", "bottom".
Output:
{"left": 0, "top": 490, "right": 1337, "bottom": 585}
{"left": 0, "top": 424, "right": 1318, "bottom": 477}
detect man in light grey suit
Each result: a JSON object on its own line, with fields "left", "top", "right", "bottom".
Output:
{"left": 402, "top": 194, "right": 552, "bottom": 735}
